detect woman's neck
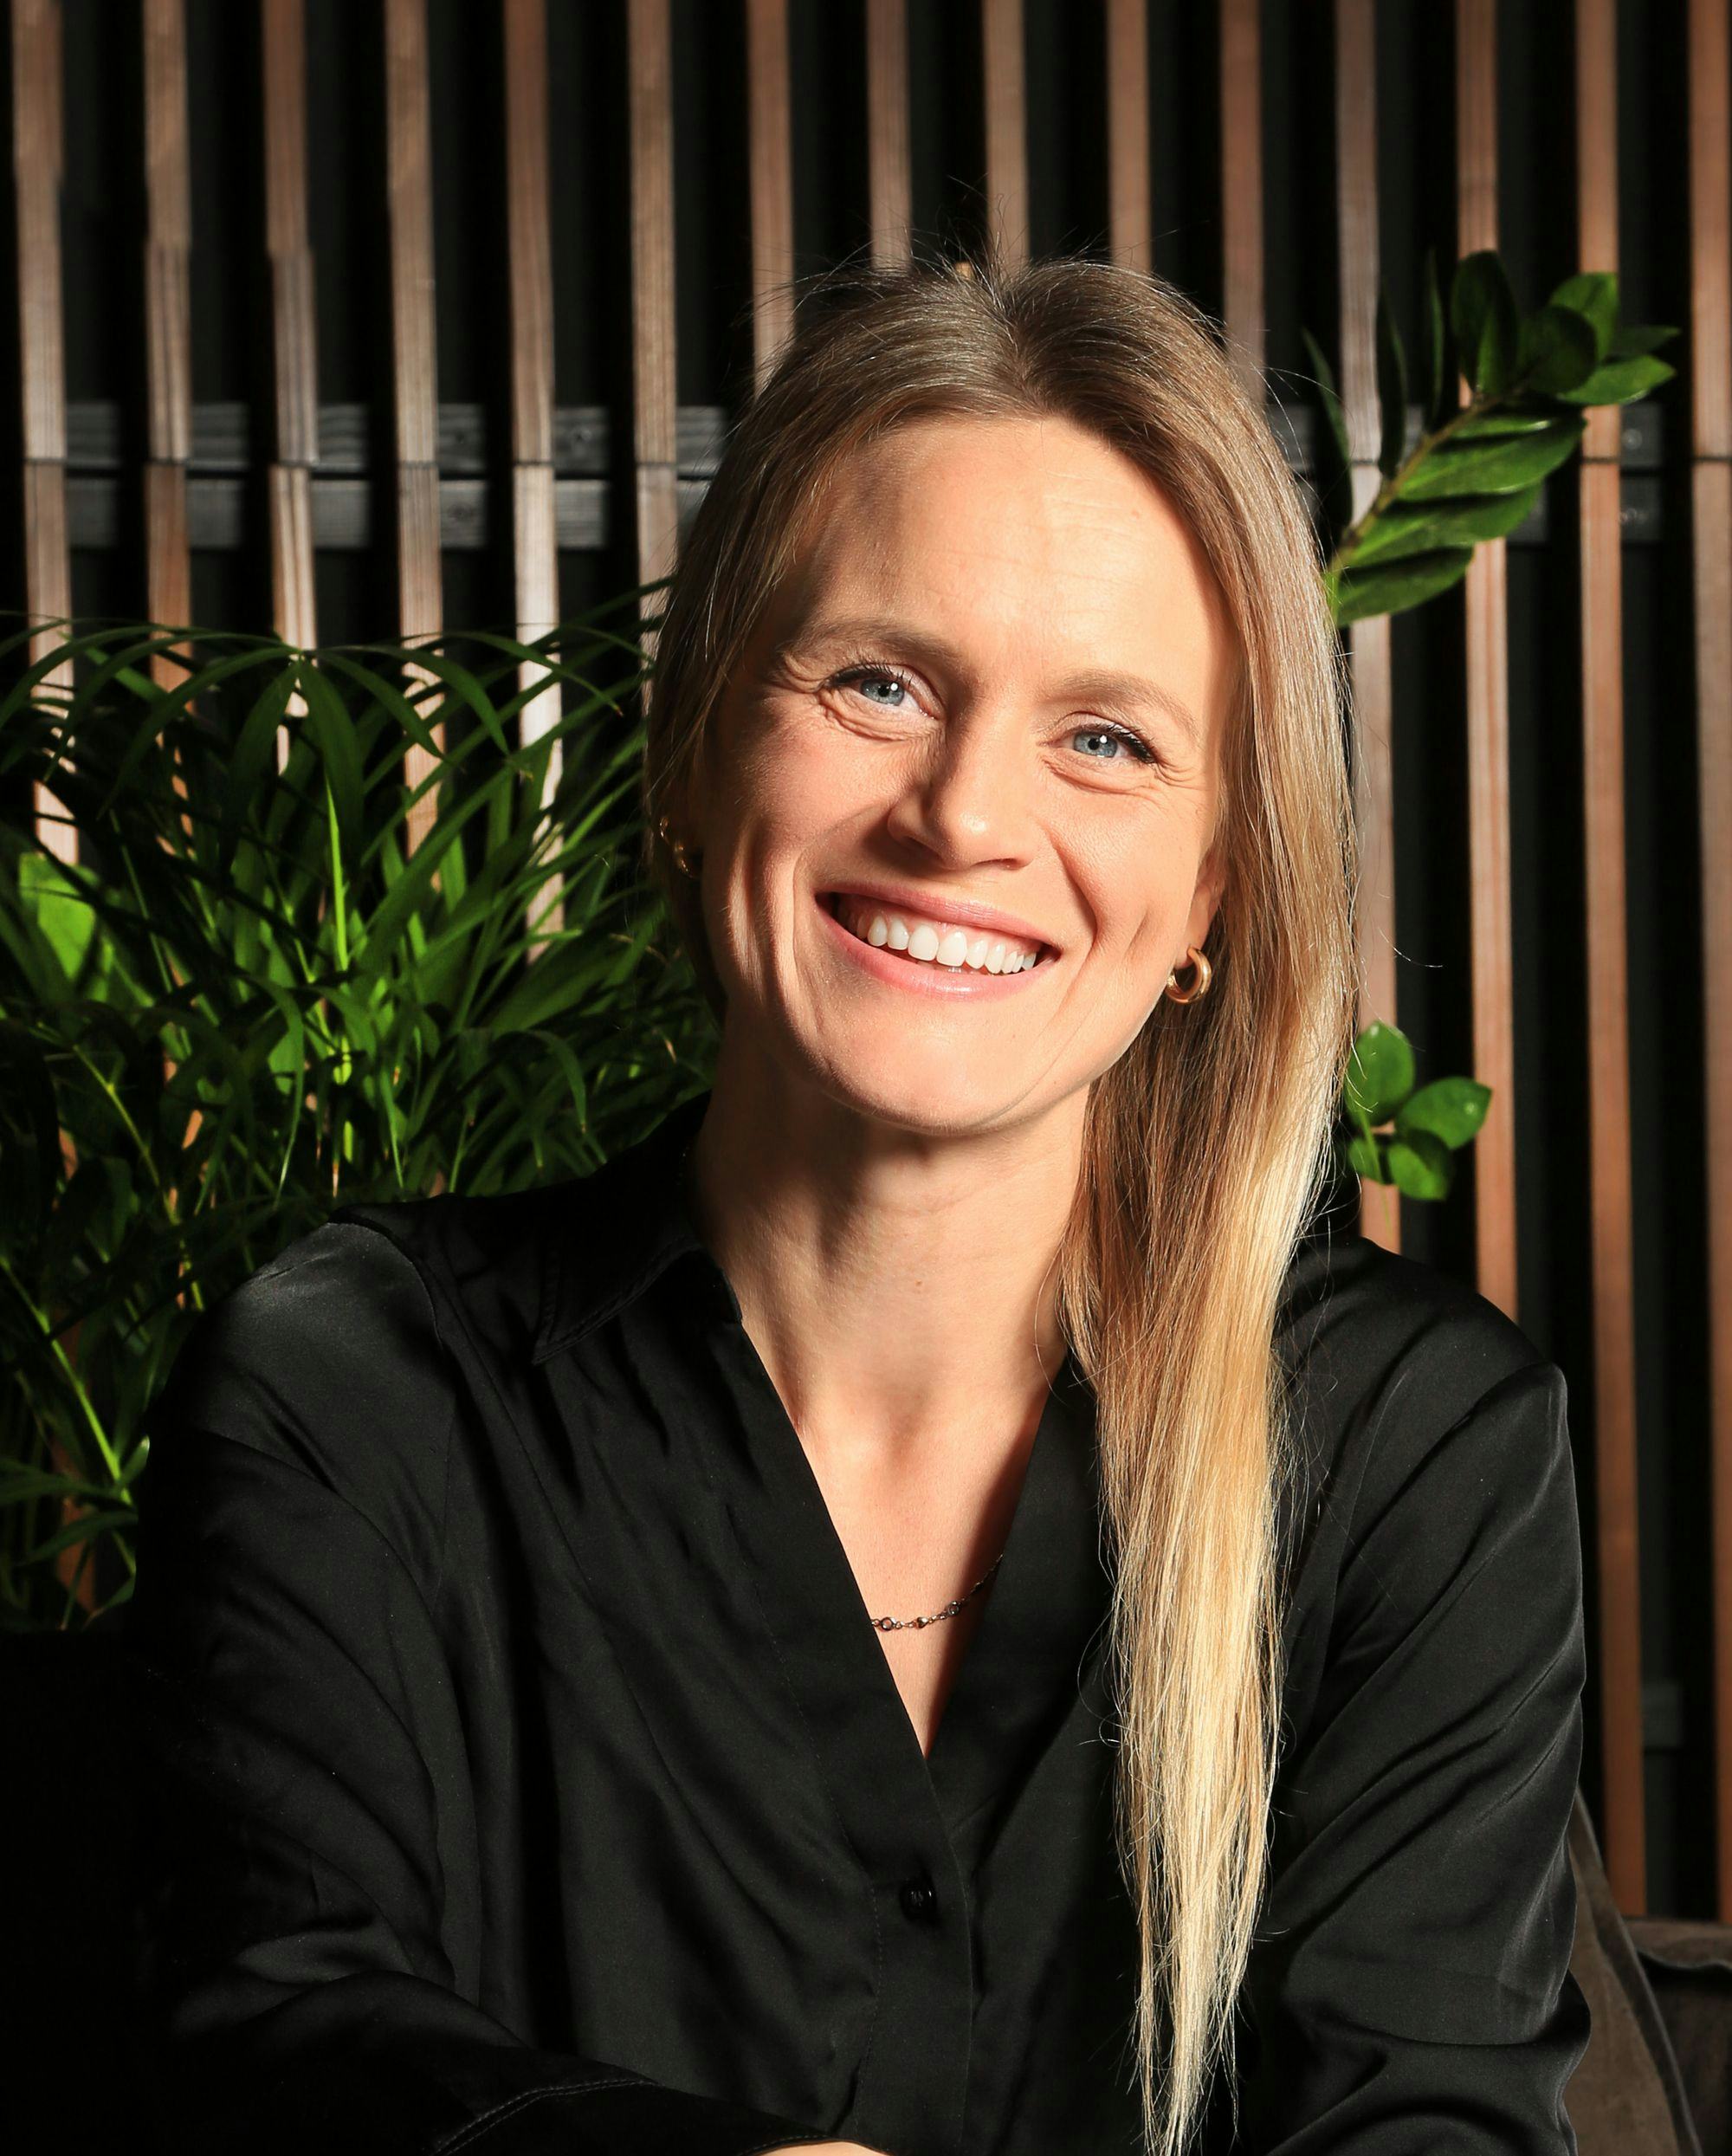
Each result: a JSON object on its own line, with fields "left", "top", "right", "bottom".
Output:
{"left": 682, "top": 1054, "right": 1082, "bottom": 1474}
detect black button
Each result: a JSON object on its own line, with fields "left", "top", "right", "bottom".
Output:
{"left": 899, "top": 1877, "right": 937, "bottom": 1921}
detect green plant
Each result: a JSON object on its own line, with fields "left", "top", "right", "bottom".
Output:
{"left": 0, "top": 603, "right": 717, "bottom": 1633}
{"left": 1302, "top": 251, "right": 1676, "bottom": 1189}
{"left": 1333, "top": 1020, "right": 1490, "bottom": 1200}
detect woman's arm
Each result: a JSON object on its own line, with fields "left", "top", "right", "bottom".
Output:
{"left": 1229, "top": 1355, "right": 1591, "bottom": 2151}
{"left": 122, "top": 1233, "right": 837, "bottom": 2156}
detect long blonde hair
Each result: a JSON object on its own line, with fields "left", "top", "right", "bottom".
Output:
{"left": 639, "top": 249, "right": 1359, "bottom": 2156}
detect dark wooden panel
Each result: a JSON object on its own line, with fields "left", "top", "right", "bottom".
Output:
{"left": 1687, "top": 0, "right": 1732, "bottom": 1921}
{"left": 1105, "top": 0, "right": 1149, "bottom": 268}
{"left": 1575, "top": 0, "right": 1646, "bottom": 1920}
{"left": 1454, "top": 0, "right": 1520, "bottom": 1323}
{"left": 981, "top": 0, "right": 1026, "bottom": 269}
{"left": 502, "top": 0, "right": 559, "bottom": 780}
{"left": 866, "top": 0, "right": 911, "bottom": 267}
{"left": 382, "top": 0, "right": 443, "bottom": 852}
{"left": 12, "top": 0, "right": 73, "bottom": 858}
{"left": 1333, "top": 0, "right": 1398, "bottom": 1255}
{"left": 384, "top": 0, "right": 442, "bottom": 642}
{"left": 143, "top": 0, "right": 191, "bottom": 661}
{"left": 629, "top": 0, "right": 678, "bottom": 610}
{"left": 1218, "top": 0, "right": 1263, "bottom": 397}
{"left": 747, "top": 0, "right": 794, "bottom": 388}
{"left": 262, "top": 0, "right": 318, "bottom": 648}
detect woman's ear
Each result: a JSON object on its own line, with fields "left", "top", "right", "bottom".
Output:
{"left": 1185, "top": 841, "right": 1226, "bottom": 953}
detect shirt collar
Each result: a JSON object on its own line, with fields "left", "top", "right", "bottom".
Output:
{"left": 533, "top": 1087, "right": 726, "bottom": 1364}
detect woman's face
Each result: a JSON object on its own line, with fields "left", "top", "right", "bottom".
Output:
{"left": 682, "top": 409, "right": 1233, "bottom": 1134}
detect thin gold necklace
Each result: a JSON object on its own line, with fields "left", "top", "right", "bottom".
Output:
{"left": 869, "top": 1551, "right": 1005, "bottom": 1632}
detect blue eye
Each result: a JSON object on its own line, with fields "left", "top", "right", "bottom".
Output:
{"left": 1073, "top": 723, "right": 1156, "bottom": 765}
{"left": 831, "top": 666, "right": 912, "bottom": 708}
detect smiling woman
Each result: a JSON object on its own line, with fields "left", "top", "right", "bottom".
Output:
{"left": 126, "top": 249, "right": 1588, "bottom": 2156}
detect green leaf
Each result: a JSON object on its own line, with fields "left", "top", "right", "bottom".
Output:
{"left": 15, "top": 852, "right": 100, "bottom": 984}
{"left": 1343, "top": 1130, "right": 1389, "bottom": 1182}
{"left": 1333, "top": 547, "right": 1476, "bottom": 625}
{"left": 1547, "top": 271, "right": 1619, "bottom": 363}
{"left": 1347, "top": 486, "right": 1541, "bottom": 569}
{"left": 1393, "top": 1076, "right": 1492, "bottom": 1150}
{"left": 1343, "top": 1020, "right": 1416, "bottom": 1123}
{"left": 1375, "top": 292, "right": 1409, "bottom": 478}
{"left": 1450, "top": 252, "right": 1520, "bottom": 398}
{"left": 220, "top": 663, "right": 300, "bottom": 869}
{"left": 1299, "top": 327, "right": 1353, "bottom": 471}
{"left": 293, "top": 660, "right": 366, "bottom": 857}
{"left": 1549, "top": 352, "right": 1677, "bottom": 406}
{"left": 1447, "top": 408, "right": 1563, "bottom": 441}
{"left": 1605, "top": 323, "right": 1678, "bottom": 359}
{"left": 1386, "top": 1128, "right": 1454, "bottom": 1200}
{"left": 1516, "top": 304, "right": 1600, "bottom": 396}
{"left": 1399, "top": 414, "right": 1583, "bottom": 499}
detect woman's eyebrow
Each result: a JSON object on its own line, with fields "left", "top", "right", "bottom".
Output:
{"left": 780, "top": 614, "right": 1202, "bottom": 751}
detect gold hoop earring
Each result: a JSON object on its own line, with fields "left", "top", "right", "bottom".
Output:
{"left": 1164, "top": 945, "right": 1212, "bottom": 1004}
{"left": 655, "top": 814, "right": 701, "bottom": 879}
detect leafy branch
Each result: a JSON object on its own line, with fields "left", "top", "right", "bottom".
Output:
{"left": 1302, "top": 250, "right": 1677, "bottom": 625}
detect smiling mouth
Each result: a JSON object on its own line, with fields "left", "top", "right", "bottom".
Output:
{"left": 821, "top": 891, "right": 1056, "bottom": 974}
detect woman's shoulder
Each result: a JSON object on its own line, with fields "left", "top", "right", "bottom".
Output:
{"left": 1273, "top": 1225, "right": 1574, "bottom": 1589}
{"left": 145, "top": 1179, "right": 565, "bottom": 1531}
{"left": 1278, "top": 1220, "right": 1559, "bottom": 1427}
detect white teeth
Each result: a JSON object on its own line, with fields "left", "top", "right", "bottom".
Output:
{"left": 837, "top": 897, "right": 1044, "bottom": 974}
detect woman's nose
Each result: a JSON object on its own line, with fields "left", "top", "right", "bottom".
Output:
{"left": 882, "top": 709, "right": 1039, "bottom": 866}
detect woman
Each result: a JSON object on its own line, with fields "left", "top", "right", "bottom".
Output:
{"left": 125, "top": 254, "right": 1589, "bottom": 2156}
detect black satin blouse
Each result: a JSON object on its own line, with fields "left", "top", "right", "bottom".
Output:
{"left": 122, "top": 1088, "right": 1592, "bottom": 2155}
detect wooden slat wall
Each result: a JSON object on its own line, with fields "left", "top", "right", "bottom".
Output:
{"left": 1105, "top": 0, "right": 1150, "bottom": 270}
{"left": 1454, "top": 0, "right": 1519, "bottom": 1331}
{"left": 981, "top": 0, "right": 1026, "bottom": 270}
{"left": 746, "top": 0, "right": 793, "bottom": 390}
{"left": 865, "top": 0, "right": 911, "bottom": 269}
{"left": 262, "top": 0, "right": 319, "bottom": 662}
{"left": 11, "top": 0, "right": 73, "bottom": 863}
{"left": 383, "top": 0, "right": 443, "bottom": 856}
{"left": 627, "top": 0, "right": 677, "bottom": 643}
{"left": 1688, "top": 0, "right": 1732, "bottom": 1922}
{"left": 1333, "top": 0, "right": 1399, "bottom": 1257}
{"left": 1218, "top": 0, "right": 1263, "bottom": 405}
{"left": 1575, "top": 0, "right": 1647, "bottom": 1916}
{"left": 140, "top": 0, "right": 191, "bottom": 676}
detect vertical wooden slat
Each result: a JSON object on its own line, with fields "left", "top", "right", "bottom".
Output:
{"left": 383, "top": 0, "right": 442, "bottom": 851}
{"left": 1334, "top": 0, "right": 1399, "bottom": 1254}
{"left": 1453, "top": 0, "right": 1519, "bottom": 1323}
{"left": 746, "top": 0, "right": 794, "bottom": 389}
{"left": 262, "top": 0, "right": 319, "bottom": 661}
{"left": 628, "top": 0, "right": 678, "bottom": 638}
{"left": 865, "top": 0, "right": 911, "bottom": 268}
{"left": 502, "top": 0, "right": 561, "bottom": 953}
{"left": 1218, "top": 0, "right": 1263, "bottom": 403}
{"left": 981, "top": 0, "right": 1026, "bottom": 269}
{"left": 1105, "top": 0, "right": 1150, "bottom": 269}
{"left": 141, "top": 0, "right": 191, "bottom": 670}
{"left": 12, "top": 0, "right": 73, "bottom": 863}
{"left": 1689, "top": 0, "right": 1732, "bottom": 1922}
{"left": 1574, "top": 0, "right": 1646, "bottom": 1914}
